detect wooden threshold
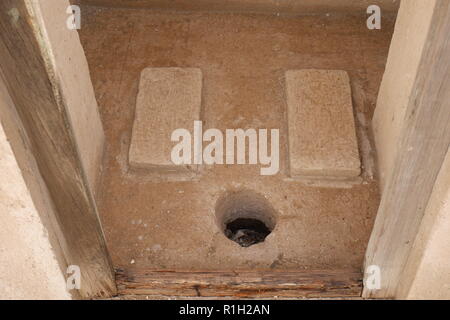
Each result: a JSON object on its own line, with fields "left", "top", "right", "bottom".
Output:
{"left": 116, "top": 268, "right": 363, "bottom": 298}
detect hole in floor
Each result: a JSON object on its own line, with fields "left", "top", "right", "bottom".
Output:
{"left": 225, "top": 218, "right": 271, "bottom": 247}
{"left": 215, "top": 190, "right": 277, "bottom": 247}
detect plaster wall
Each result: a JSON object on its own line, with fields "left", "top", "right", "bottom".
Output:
{"left": 372, "top": 0, "right": 437, "bottom": 189}
{"left": 0, "top": 75, "right": 70, "bottom": 300}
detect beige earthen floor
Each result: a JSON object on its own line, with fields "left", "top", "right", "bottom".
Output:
{"left": 79, "top": 6, "right": 395, "bottom": 271}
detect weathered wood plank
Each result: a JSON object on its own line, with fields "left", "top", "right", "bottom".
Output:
{"left": 79, "top": 0, "right": 400, "bottom": 14}
{"left": 0, "top": 0, "right": 116, "bottom": 298}
{"left": 116, "top": 269, "right": 363, "bottom": 298}
{"left": 363, "top": 0, "right": 450, "bottom": 298}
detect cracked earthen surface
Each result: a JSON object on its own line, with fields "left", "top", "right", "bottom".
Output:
{"left": 79, "top": 7, "right": 395, "bottom": 271}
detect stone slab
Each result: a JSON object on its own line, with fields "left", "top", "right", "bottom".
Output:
{"left": 129, "top": 67, "right": 202, "bottom": 172}
{"left": 286, "top": 69, "right": 361, "bottom": 179}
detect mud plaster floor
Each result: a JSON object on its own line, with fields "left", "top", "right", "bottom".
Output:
{"left": 80, "top": 7, "right": 395, "bottom": 271}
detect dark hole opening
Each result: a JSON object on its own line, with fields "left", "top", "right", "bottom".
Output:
{"left": 224, "top": 217, "right": 272, "bottom": 247}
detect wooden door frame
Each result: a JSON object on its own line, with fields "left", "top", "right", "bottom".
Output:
{"left": 0, "top": 0, "right": 115, "bottom": 298}
{"left": 1, "top": 0, "right": 448, "bottom": 300}
{"left": 363, "top": 0, "right": 450, "bottom": 298}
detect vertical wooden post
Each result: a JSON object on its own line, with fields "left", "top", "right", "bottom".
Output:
{"left": 364, "top": 0, "right": 450, "bottom": 298}
{"left": 0, "top": 1, "right": 116, "bottom": 298}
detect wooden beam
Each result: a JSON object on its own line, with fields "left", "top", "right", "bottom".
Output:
{"left": 116, "top": 269, "right": 363, "bottom": 298}
{"left": 364, "top": 0, "right": 450, "bottom": 298}
{"left": 0, "top": 1, "right": 116, "bottom": 298}
{"left": 79, "top": 0, "right": 400, "bottom": 14}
